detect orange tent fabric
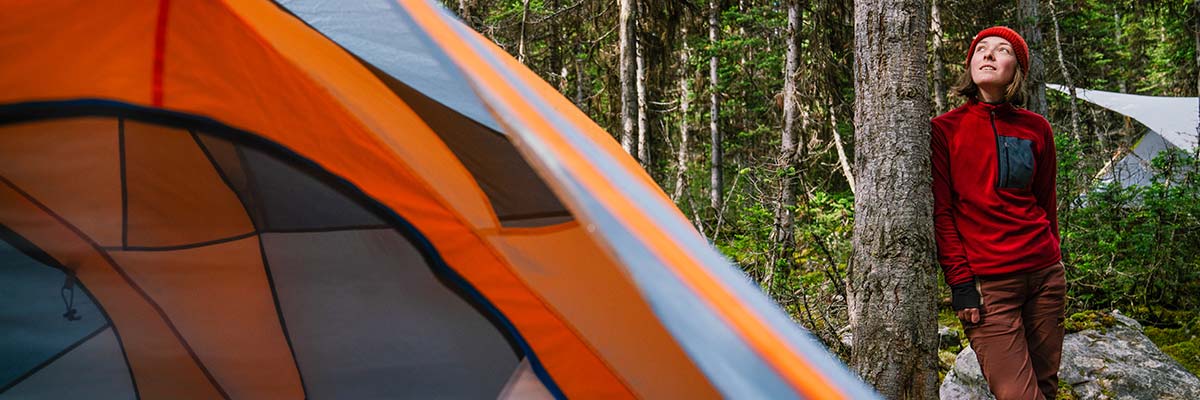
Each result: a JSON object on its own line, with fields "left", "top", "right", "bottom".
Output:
{"left": 0, "top": 1, "right": 876, "bottom": 399}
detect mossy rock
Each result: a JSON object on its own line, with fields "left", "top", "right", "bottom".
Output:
{"left": 1056, "top": 379, "right": 1080, "bottom": 400}
{"left": 1064, "top": 310, "right": 1118, "bottom": 333}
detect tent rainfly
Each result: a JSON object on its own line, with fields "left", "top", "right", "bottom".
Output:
{"left": 1047, "top": 84, "right": 1199, "bottom": 187}
{"left": 0, "top": 1, "right": 878, "bottom": 399}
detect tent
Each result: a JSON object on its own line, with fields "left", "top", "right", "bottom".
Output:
{"left": 1046, "top": 84, "right": 1199, "bottom": 187}
{"left": 0, "top": 1, "right": 876, "bottom": 399}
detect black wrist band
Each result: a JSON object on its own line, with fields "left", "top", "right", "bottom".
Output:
{"left": 950, "top": 281, "right": 981, "bottom": 310}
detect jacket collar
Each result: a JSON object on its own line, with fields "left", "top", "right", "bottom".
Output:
{"left": 964, "top": 99, "right": 1016, "bottom": 118}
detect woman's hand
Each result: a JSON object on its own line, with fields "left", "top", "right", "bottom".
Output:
{"left": 957, "top": 307, "right": 981, "bottom": 324}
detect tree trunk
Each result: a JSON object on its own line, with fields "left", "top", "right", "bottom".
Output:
{"left": 1018, "top": 0, "right": 1048, "bottom": 115}
{"left": 829, "top": 98, "right": 856, "bottom": 194}
{"left": 1115, "top": 11, "right": 1127, "bottom": 93}
{"left": 1195, "top": 0, "right": 1199, "bottom": 159}
{"left": 517, "top": 0, "right": 531, "bottom": 63}
{"left": 457, "top": 0, "right": 472, "bottom": 28}
{"left": 619, "top": 0, "right": 638, "bottom": 155}
{"left": 674, "top": 35, "right": 692, "bottom": 203}
{"left": 1047, "top": 0, "right": 1081, "bottom": 142}
{"left": 574, "top": 39, "right": 587, "bottom": 113}
{"left": 848, "top": 0, "right": 940, "bottom": 398}
{"left": 930, "top": 0, "right": 947, "bottom": 115}
{"left": 709, "top": 0, "right": 723, "bottom": 211}
{"left": 767, "top": 0, "right": 803, "bottom": 289}
{"left": 637, "top": 29, "right": 650, "bottom": 166}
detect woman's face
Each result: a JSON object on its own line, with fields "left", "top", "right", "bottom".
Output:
{"left": 969, "top": 36, "right": 1018, "bottom": 90}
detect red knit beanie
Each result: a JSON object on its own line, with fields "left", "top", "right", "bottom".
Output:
{"left": 966, "top": 26, "right": 1029, "bottom": 75}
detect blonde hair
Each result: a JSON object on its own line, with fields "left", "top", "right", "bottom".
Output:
{"left": 951, "top": 66, "right": 1026, "bottom": 106}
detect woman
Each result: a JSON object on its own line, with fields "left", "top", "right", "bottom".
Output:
{"left": 931, "top": 26, "right": 1066, "bottom": 400}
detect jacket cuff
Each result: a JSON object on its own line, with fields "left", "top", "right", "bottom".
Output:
{"left": 950, "top": 281, "right": 981, "bottom": 310}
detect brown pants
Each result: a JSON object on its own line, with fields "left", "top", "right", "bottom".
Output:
{"left": 964, "top": 263, "right": 1066, "bottom": 400}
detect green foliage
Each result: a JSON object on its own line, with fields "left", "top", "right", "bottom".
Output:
{"left": 1163, "top": 340, "right": 1200, "bottom": 376}
{"left": 1061, "top": 149, "right": 1200, "bottom": 314}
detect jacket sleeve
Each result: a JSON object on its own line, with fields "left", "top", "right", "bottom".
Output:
{"left": 1033, "top": 120, "right": 1060, "bottom": 243}
{"left": 931, "top": 123, "right": 974, "bottom": 286}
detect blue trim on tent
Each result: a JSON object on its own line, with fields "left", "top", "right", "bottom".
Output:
{"left": 0, "top": 98, "right": 567, "bottom": 400}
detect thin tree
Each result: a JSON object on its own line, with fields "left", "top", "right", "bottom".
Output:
{"left": 709, "top": 0, "right": 723, "bottom": 211}
{"left": 847, "top": 0, "right": 940, "bottom": 397}
{"left": 637, "top": 24, "right": 650, "bottom": 166}
{"left": 1018, "top": 0, "right": 1048, "bottom": 115}
{"left": 674, "top": 31, "right": 693, "bottom": 203}
{"left": 517, "top": 0, "right": 531, "bottom": 62}
{"left": 619, "top": 0, "right": 638, "bottom": 156}
{"left": 1047, "top": 0, "right": 1081, "bottom": 142}
{"left": 767, "top": 0, "right": 804, "bottom": 289}
{"left": 930, "top": 0, "right": 947, "bottom": 114}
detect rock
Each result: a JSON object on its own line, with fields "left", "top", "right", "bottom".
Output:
{"left": 940, "top": 325, "right": 961, "bottom": 349}
{"left": 940, "top": 310, "right": 1200, "bottom": 399}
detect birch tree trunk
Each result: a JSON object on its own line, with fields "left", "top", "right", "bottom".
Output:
{"left": 637, "top": 31, "right": 650, "bottom": 166}
{"left": 1048, "top": 0, "right": 1082, "bottom": 142}
{"left": 517, "top": 0, "right": 531, "bottom": 63}
{"left": 1115, "top": 11, "right": 1127, "bottom": 93}
{"left": 709, "top": 0, "right": 723, "bottom": 211}
{"left": 674, "top": 35, "right": 692, "bottom": 203}
{"left": 574, "top": 40, "right": 587, "bottom": 113}
{"left": 848, "top": 0, "right": 940, "bottom": 397}
{"left": 767, "top": 0, "right": 803, "bottom": 289}
{"left": 1019, "top": 0, "right": 1048, "bottom": 115}
{"left": 829, "top": 98, "right": 856, "bottom": 194}
{"left": 930, "top": 0, "right": 947, "bottom": 114}
{"left": 619, "top": 0, "right": 638, "bottom": 155}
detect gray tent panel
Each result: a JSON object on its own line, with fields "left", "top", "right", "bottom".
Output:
{"left": 261, "top": 229, "right": 516, "bottom": 399}
{"left": 196, "top": 135, "right": 384, "bottom": 232}
{"left": 1102, "top": 130, "right": 1177, "bottom": 188}
{"left": 0, "top": 240, "right": 107, "bottom": 389}
{"left": 276, "top": 0, "right": 500, "bottom": 132}
{"left": 0, "top": 328, "right": 134, "bottom": 400}
{"left": 360, "top": 62, "right": 571, "bottom": 227}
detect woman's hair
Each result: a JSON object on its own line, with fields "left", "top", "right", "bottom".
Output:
{"left": 951, "top": 67, "right": 1027, "bottom": 106}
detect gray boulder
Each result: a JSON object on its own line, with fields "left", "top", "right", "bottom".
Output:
{"left": 940, "top": 311, "right": 1200, "bottom": 399}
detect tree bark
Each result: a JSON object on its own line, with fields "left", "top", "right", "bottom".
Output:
{"left": 767, "top": 0, "right": 803, "bottom": 289}
{"left": 674, "top": 34, "right": 693, "bottom": 203}
{"left": 709, "top": 0, "right": 723, "bottom": 211}
{"left": 619, "top": 0, "right": 638, "bottom": 155}
{"left": 637, "top": 28, "right": 650, "bottom": 166}
{"left": 930, "top": 0, "right": 947, "bottom": 115}
{"left": 848, "top": 0, "right": 940, "bottom": 398}
{"left": 1047, "top": 0, "right": 1081, "bottom": 142}
{"left": 1018, "top": 0, "right": 1048, "bottom": 115}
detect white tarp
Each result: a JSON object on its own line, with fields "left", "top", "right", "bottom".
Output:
{"left": 1047, "top": 83, "right": 1199, "bottom": 151}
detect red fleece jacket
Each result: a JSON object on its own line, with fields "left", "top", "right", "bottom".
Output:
{"left": 931, "top": 100, "right": 1062, "bottom": 286}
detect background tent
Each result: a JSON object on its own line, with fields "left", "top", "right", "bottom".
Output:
{"left": 1047, "top": 84, "right": 1199, "bottom": 187}
{"left": 0, "top": 0, "right": 876, "bottom": 399}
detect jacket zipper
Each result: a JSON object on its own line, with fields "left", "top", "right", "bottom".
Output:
{"left": 991, "top": 111, "right": 1006, "bottom": 188}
